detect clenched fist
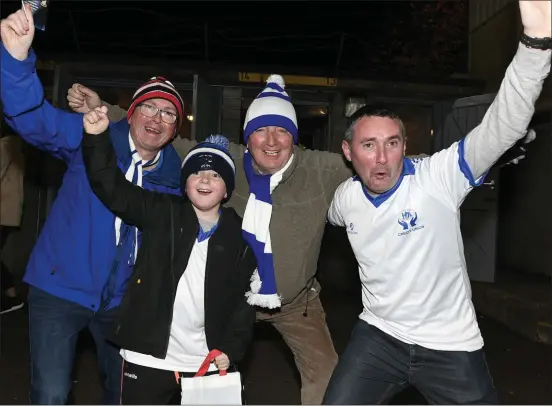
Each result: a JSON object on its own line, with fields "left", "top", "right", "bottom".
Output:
{"left": 0, "top": 5, "right": 35, "bottom": 61}
{"left": 68, "top": 83, "right": 102, "bottom": 114}
{"left": 83, "top": 106, "right": 110, "bottom": 135}
{"left": 520, "top": 0, "right": 551, "bottom": 39}
{"left": 213, "top": 353, "right": 230, "bottom": 371}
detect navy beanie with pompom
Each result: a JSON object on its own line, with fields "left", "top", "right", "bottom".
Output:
{"left": 180, "top": 135, "right": 236, "bottom": 198}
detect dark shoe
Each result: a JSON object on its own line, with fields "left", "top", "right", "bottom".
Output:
{"left": 0, "top": 295, "right": 24, "bottom": 314}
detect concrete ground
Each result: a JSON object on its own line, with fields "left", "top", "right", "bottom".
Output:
{"left": 1, "top": 289, "right": 551, "bottom": 405}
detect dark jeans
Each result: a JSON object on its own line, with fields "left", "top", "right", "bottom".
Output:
{"left": 323, "top": 321, "right": 498, "bottom": 405}
{"left": 0, "top": 226, "right": 16, "bottom": 292}
{"left": 28, "top": 286, "right": 122, "bottom": 405}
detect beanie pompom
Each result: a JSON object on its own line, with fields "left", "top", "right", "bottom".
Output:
{"left": 205, "top": 134, "right": 230, "bottom": 152}
{"left": 266, "top": 74, "right": 286, "bottom": 89}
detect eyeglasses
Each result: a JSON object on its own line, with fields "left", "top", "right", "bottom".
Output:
{"left": 138, "top": 103, "right": 178, "bottom": 124}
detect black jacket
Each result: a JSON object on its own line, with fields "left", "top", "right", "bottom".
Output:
{"left": 82, "top": 129, "right": 257, "bottom": 365}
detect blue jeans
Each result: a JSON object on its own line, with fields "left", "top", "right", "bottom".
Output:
{"left": 28, "top": 286, "right": 122, "bottom": 405}
{"left": 323, "top": 321, "right": 498, "bottom": 405}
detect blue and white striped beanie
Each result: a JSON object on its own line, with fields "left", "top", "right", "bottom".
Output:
{"left": 243, "top": 74, "right": 298, "bottom": 145}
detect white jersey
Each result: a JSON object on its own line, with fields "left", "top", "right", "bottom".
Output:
{"left": 328, "top": 139, "right": 485, "bottom": 352}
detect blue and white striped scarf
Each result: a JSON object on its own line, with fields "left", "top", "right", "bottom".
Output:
{"left": 114, "top": 133, "right": 160, "bottom": 263}
{"left": 241, "top": 150, "right": 292, "bottom": 309}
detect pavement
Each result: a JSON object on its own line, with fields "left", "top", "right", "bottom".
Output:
{"left": 1, "top": 288, "right": 551, "bottom": 405}
{"left": 472, "top": 272, "right": 552, "bottom": 345}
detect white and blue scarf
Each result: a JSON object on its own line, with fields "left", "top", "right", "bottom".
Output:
{"left": 242, "top": 151, "right": 294, "bottom": 309}
{"left": 113, "top": 133, "right": 160, "bottom": 263}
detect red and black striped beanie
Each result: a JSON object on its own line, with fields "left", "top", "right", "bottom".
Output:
{"left": 127, "top": 76, "right": 185, "bottom": 128}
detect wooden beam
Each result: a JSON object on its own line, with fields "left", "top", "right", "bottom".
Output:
{"left": 42, "top": 51, "right": 483, "bottom": 99}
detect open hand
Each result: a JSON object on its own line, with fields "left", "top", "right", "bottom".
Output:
{"left": 83, "top": 106, "right": 109, "bottom": 135}
{"left": 68, "top": 83, "right": 102, "bottom": 114}
{"left": 0, "top": 5, "right": 34, "bottom": 61}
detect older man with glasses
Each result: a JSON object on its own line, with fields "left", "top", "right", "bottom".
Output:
{"left": 0, "top": 6, "right": 184, "bottom": 404}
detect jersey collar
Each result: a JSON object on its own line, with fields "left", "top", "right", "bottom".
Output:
{"left": 353, "top": 158, "right": 415, "bottom": 208}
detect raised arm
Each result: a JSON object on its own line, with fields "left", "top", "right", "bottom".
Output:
{"left": 414, "top": 2, "right": 551, "bottom": 210}
{"left": 463, "top": 1, "right": 551, "bottom": 179}
{"left": 82, "top": 107, "right": 170, "bottom": 229}
{"left": 0, "top": 8, "right": 84, "bottom": 162}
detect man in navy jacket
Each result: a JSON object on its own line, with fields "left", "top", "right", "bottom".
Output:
{"left": 0, "top": 7, "right": 184, "bottom": 404}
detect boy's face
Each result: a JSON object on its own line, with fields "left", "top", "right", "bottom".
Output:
{"left": 185, "top": 170, "right": 227, "bottom": 211}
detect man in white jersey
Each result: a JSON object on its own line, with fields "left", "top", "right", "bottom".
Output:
{"left": 322, "top": 1, "right": 551, "bottom": 404}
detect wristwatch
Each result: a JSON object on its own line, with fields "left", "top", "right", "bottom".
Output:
{"left": 521, "top": 33, "right": 552, "bottom": 50}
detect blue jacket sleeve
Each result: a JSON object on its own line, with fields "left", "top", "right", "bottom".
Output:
{"left": 1, "top": 45, "right": 83, "bottom": 162}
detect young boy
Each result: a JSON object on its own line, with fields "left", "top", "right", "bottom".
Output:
{"left": 81, "top": 106, "right": 257, "bottom": 404}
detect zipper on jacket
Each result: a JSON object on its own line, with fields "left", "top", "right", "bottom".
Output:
{"left": 204, "top": 230, "right": 211, "bottom": 335}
